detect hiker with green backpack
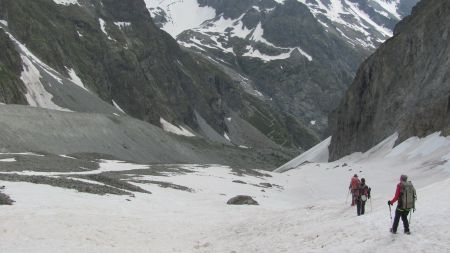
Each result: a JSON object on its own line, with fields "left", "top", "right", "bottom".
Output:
{"left": 388, "top": 175, "right": 417, "bottom": 234}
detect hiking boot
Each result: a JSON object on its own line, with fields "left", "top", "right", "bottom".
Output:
{"left": 405, "top": 231, "right": 411, "bottom": 235}
{"left": 390, "top": 228, "right": 396, "bottom": 234}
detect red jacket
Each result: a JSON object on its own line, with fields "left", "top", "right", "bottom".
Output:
{"left": 390, "top": 183, "right": 401, "bottom": 204}
{"left": 350, "top": 177, "right": 360, "bottom": 190}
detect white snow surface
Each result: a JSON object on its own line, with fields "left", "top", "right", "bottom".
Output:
{"left": 1, "top": 132, "right": 450, "bottom": 252}
{"left": 114, "top": 22, "right": 131, "bottom": 29}
{"left": 144, "top": 0, "right": 216, "bottom": 37}
{"left": 223, "top": 132, "right": 231, "bottom": 142}
{"left": 112, "top": 100, "right": 125, "bottom": 113}
{"left": 0, "top": 19, "right": 8, "bottom": 27}
{"left": 67, "top": 68, "right": 89, "bottom": 92}
{"left": 275, "top": 137, "right": 331, "bottom": 172}
{"left": 20, "top": 52, "right": 70, "bottom": 112}
{"left": 160, "top": 117, "right": 195, "bottom": 137}
{"left": 99, "top": 18, "right": 115, "bottom": 41}
{"left": 52, "top": 0, "right": 80, "bottom": 6}
{"left": 0, "top": 158, "right": 16, "bottom": 162}
{"left": 291, "top": 0, "right": 399, "bottom": 40}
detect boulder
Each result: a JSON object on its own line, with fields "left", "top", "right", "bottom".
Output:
{"left": 227, "top": 195, "right": 259, "bottom": 205}
{"left": 0, "top": 192, "right": 14, "bottom": 205}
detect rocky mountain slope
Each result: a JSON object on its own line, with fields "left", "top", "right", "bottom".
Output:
{"left": 0, "top": 0, "right": 321, "bottom": 164}
{"left": 329, "top": 0, "right": 450, "bottom": 161}
{"left": 146, "top": 0, "right": 418, "bottom": 136}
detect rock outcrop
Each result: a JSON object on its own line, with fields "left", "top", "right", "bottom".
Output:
{"left": 329, "top": 0, "right": 450, "bottom": 161}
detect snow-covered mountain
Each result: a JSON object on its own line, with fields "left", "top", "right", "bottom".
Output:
{"left": 145, "top": 0, "right": 419, "bottom": 137}
{"left": 148, "top": 0, "right": 417, "bottom": 51}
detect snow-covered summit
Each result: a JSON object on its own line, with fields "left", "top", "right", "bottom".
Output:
{"left": 146, "top": 0, "right": 418, "bottom": 55}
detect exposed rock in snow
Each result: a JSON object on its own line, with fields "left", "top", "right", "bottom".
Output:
{"left": 0, "top": 192, "right": 14, "bottom": 205}
{"left": 227, "top": 195, "right": 259, "bottom": 205}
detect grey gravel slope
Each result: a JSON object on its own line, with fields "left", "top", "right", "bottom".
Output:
{"left": 0, "top": 105, "right": 289, "bottom": 169}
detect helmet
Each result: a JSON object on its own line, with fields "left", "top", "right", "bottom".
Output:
{"left": 400, "top": 175, "right": 408, "bottom": 181}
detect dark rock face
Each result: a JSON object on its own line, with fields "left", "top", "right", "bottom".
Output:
{"left": 227, "top": 195, "right": 259, "bottom": 205}
{"left": 0, "top": 29, "right": 27, "bottom": 104}
{"left": 329, "top": 0, "right": 450, "bottom": 161}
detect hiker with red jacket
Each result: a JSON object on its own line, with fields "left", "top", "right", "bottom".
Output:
{"left": 349, "top": 174, "right": 360, "bottom": 206}
{"left": 388, "top": 175, "right": 417, "bottom": 234}
{"left": 356, "top": 178, "right": 371, "bottom": 216}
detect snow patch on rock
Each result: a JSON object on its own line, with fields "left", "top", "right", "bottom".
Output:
{"left": 99, "top": 18, "right": 115, "bottom": 41}
{"left": 112, "top": 100, "right": 125, "bottom": 114}
{"left": 52, "top": 0, "right": 80, "bottom": 6}
{"left": 66, "top": 68, "right": 89, "bottom": 92}
{"left": 160, "top": 117, "right": 195, "bottom": 137}
{"left": 144, "top": 0, "right": 216, "bottom": 37}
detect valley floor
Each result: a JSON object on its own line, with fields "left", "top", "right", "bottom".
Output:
{"left": 0, "top": 133, "right": 450, "bottom": 253}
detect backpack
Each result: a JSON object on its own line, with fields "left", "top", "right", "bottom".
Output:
{"left": 359, "top": 185, "right": 370, "bottom": 201}
{"left": 400, "top": 181, "right": 416, "bottom": 210}
{"left": 351, "top": 177, "right": 360, "bottom": 190}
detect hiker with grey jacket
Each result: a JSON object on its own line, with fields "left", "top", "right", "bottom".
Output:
{"left": 388, "top": 175, "right": 417, "bottom": 234}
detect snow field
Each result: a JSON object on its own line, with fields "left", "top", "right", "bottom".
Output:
{"left": 1, "top": 132, "right": 450, "bottom": 252}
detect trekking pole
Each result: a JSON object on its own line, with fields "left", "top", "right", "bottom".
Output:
{"left": 345, "top": 189, "right": 350, "bottom": 204}
{"left": 409, "top": 211, "right": 413, "bottom": 225}
{"left": 388, "top": 204, "right": 393, "bottom": 225}
{"left": 370, "top": 198, "right": 373, "bottom": 212}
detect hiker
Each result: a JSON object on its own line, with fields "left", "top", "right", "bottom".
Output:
{"left": 356, "top": 178, "right": 371, "bottom": 216}
{"left": 349, "top": 174, "right": 360, "bottom": 206}
{"left": 388, "top": 175, "right": 416, "bottom": 234}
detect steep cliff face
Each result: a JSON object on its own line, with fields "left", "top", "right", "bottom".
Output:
{"left": 329, "top": 0, "right": 450, "bottom": 161}
{"left": 0, "top": 0, "right": 319, "bottom": 153}
{"left": 0, "top": 29, "right": 27, "bottom": 104}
